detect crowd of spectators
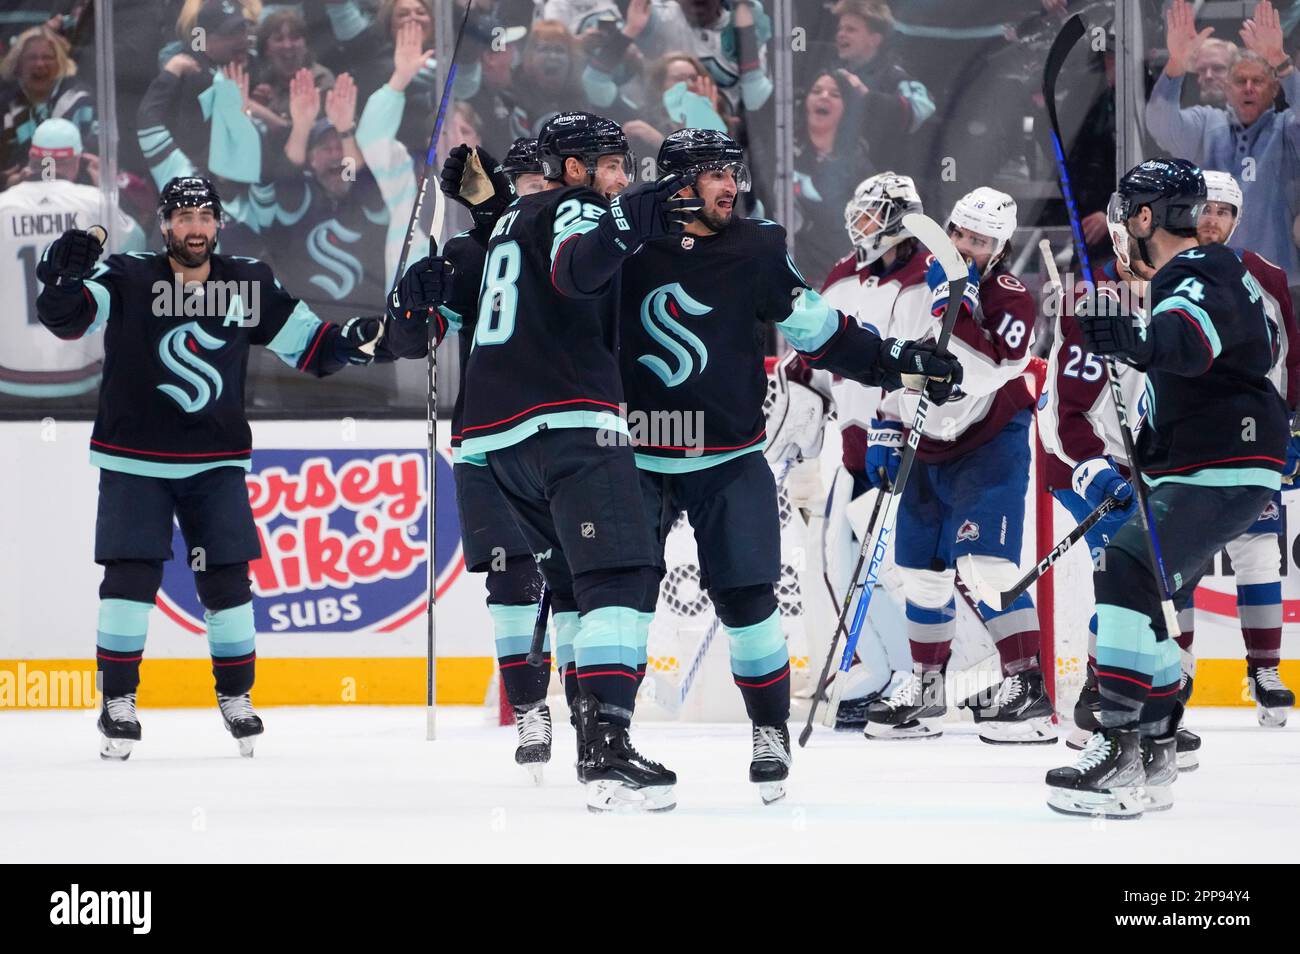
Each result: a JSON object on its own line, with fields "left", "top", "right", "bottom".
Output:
{"left": 8, "top": 0, "right": 1300, "bottom": 415}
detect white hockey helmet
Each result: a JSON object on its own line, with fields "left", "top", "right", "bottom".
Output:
{"left": 947, "top": 186, "right": 1017, "bottom": 272}
{"left": 844, "top": 172, "right": 923, "bottom": 265}
{"left": 1201, "top": 169, "right": 1243, "bottom": 241}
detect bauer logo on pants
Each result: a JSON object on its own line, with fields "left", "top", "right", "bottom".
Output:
{"left": 157, "top": 448, "right": 462, "bottom": 635}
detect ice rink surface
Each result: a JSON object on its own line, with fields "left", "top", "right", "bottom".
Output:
{"left": 2, "top": 706, "right": 1296, "bottom": 864}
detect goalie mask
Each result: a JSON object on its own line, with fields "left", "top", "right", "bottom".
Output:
{"left": 947, "top": 186, "right": 1016, "bottom": 275}
{"left": 844, "top": 172, "right": 922, "bottom": 266}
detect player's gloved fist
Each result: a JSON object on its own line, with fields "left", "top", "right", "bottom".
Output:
{"left": 37, "top": 228, "right": 104, "bottom": 286}
{"left": 926, "top": 258, "right": 980, "bottom": 318}
{"left": 334, "top": 316, "right": 383, "bottom": 366}
{"left": 1077, "top": 313, "right": 1153, "bottom": 367}
{"left": 878, "top": 337, "right": 963, "bottom": 404}
{"left": 440, "top": 144, "right": 511, "bottom": 228}
{"left": 601, "top": 173, "right": 703, "bottom": 253}
{"left": 1071, "top": 456, "right": 1134, "bottom": 512}
{"left": 389, "top": 256, "right": 454, "bottom": 321}
{"left": 866, "top": 419, "right": 903, "bottom": 489}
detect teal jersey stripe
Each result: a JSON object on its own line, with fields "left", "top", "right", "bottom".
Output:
{"left": 0, "top": 373, "right": 100, "bottom": 398}
{"left": 549, "top": 219, "right": 599, "bottom": 263}
{"left": 459, "top": 411, "right": 629, "bottom": 460}
{"left": 83, "top": 275, "right": 112, "bottom": 335}
{"left": 1145, "top": 467, "right": 1281, "bottom": 490}
{"left": 1095, "top": 604, "right": 1159, "bottom": 676}
{"left": 634, "top": 443, "right": 764, "bottom": 473}
{"left": 1153, "top": 294, "right": 1221, "bottom": 358}
{"left": 98, "top": 598, "right": 153, "bottom": 637}
{"left": 206, "top": 603, "right": 255, "bottom": 656}
{"left": 90, "top": 450, "right": 250, "bottom": 479}
{"left": 265, "top": 300, "right": 325, "bottom": 369}
{"left": 776, "top": 287, "right": 838, "bottom": 353}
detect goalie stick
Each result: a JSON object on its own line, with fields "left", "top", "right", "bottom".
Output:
{"left": 809, "top": 212, "right": 970, "bottom": 738}
{"left": 1042, "top": 14, "right": 1182, "bottom": 641}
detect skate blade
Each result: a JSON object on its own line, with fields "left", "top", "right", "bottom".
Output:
{"left": 1046, "top": 786, "right": 1144, "bottom": 819}
{"left": 524, "top": 762, "right": 545, "bottom": 785}
{"left": 236, "top": 737, "right": 256, "bottom": 758}
{"left": 1175, "top": 751, "right": 1199, "bottom": 772}
{"left": 1065, "top": 726, "right": 1092, "bottom": 750}
{"left": 1141, "top": 784, "right": 1174, "bottom": 812}
{"left": 1258, "top": 706, "right": 1290, "bottom": 728}
{"left": 757, "top": 780, "right": 787, "bottom": 805}
{"left": 586, "top": 780, "right": 676, "bottom": 814}
{"left": 977, "top": 716, "right": 1057, "bottom": 745}
{"left": 864, "top": 717, "right": 943, "bottom": 740}
{"left": 99, "top": 737, "right": 135, "bottom": 761}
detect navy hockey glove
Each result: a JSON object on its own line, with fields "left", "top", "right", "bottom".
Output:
{"left": 866, "top": 420, "right": 902, "bottom": 489}
{"left": 1071, "top": 457, "right": 1134, "bottom": 512}
{"left": 599, "top": 173, "right": 703, "bottom": 254}
{"left": 440, "top": 144, "right": 511, "bottom": 229}
{"left": 878, "top": 338, "right": 963, "bottom": 405}
{"left": 926, "top": 258, "right": 979, "bottom": 318}
{"left": 1078, "top": 313, "right": 1153, "bottom": 367}
{"left": 384, "top": 255, "right": 456, "bottom": 357}
{"left": 334, "top": 317, "right": 383, "bottom": 366}
{"left": 38, "top": 228, "right": 104, "bottom": 286}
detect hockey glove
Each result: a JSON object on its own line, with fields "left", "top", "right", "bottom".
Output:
{"left": 1077, "top": 313, "right": 1153, "bottom": 367}
{"left": 38, "top": 228, "right": 104, "bottom": 286}
{"left": 866, "top": 420, "right": 902, "bottom": 489}
{"left": 334, "top": 317, "right": 384, "bottom": 366}
{"left": 440, "top": 144, "right": 512, "bottom": 230}
{"left": 926, "top": 258, "right": 980, "bottom": 319}
{"left": 1071, "top": 457, "right": 1134, "bottom": 513}
{"left": 599, "top": 173, "right": 703, "bottom": 254}
{"left": 878, "top": 338, "right": 963, "bottom": 405}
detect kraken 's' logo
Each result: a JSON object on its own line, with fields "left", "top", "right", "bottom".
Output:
{"left": 638, "top": 283, "right": 710, "bottom": 387}
{"left": 307, "top": 220, "right": 365, "bottom": 300}
{"left": 157, "top": 322, "right": 224, "bottom": 413}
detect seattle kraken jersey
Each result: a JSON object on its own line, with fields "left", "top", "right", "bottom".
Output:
{"left": 457, "top": 185, "right": 627, "bottom": 460}
{"left": 442, "top": 230, "right": 488, "bottom": 451}
{"left": 37, "top": 251, "right": 348, "bottom": 477}
{"left": 619, "top": 217, "right": 892, "bottom": 471}
{"left": 1136, "top": 243, "right": 1289, "bottom": 487}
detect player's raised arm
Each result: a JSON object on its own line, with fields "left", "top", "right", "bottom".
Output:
{"left": 35, "top": 227, "right": 109, "bottom": 340}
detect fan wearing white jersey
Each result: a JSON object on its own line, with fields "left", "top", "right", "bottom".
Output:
{"left": 863, "top": 187, "right": 1054, "bottom": 743}
{"left": 0, "top": 119, "right": 145, "bottom": 399}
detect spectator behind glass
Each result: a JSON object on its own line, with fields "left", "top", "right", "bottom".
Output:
{"left": 1146, "top": 1, "right": 1300, "bottom": 296}
{"left": 792, "top": 69, "right": 873, "bottom": 289}
{"left": 515, "top": 20, "right": 591, "bottom": 134}
{"left": 157, "top": 0, "right": 262, "bottom": 68}
{"left": 463, "top": 28, "right": 529, "bottom": 155}
{"left": 1189, "top": 37, "right": 1239, "bottom": 108}
{"left": 827, "top": 0, "right": 933, "bottom": 173}
{"left": 674, "top": 0, "right": 774, "bottom": 113}
{"left": 623, "top": 52, "right": 732, "bottom": 156}
{"left": 250, "top": 8, "right": 335, "bottom": 134}
{"left": 0, "top": 26, "right": 97, "bottom": 189}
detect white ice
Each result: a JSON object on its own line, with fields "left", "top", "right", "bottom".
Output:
{"left": 1, "top": 706, "right": 1296, "bottom": 863}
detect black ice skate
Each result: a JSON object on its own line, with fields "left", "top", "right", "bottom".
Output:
{"left": 1247, "top": 664, "right": 1294, "bottom": 727}
{"left": 750, "top": 723, "right": 792, "bottom": 805}
{"left": 217, "top": 692, "right": 264, "bottom": 758}
{"left": 512, "top": 702, "right": 552, "bottom": 784}
{"left": 1045, "top": 727, "right": 1145, "bottom": 819}
{"left": 1066, "top": 666, "right": 1100, "bottom": 750}
{"left": 832, "top": 686, "right": 885, "bottom": 732}
{"left": 1172, "top": 669, "right": 1199, "bottom": 771}
{"left": 960, "top": 670, "right": 1057, "bottom": 745}
{"left": 1140, "top": 710, "right": 1180, "bottom": 812}
{"left": 98, "top": 692, "right": 141, "bottom": 761}
{"left": 864, "top": 670, "right": 945, "bottom": 740}
{"left": 574, "top": 696, "right": 675, "bottom": 814}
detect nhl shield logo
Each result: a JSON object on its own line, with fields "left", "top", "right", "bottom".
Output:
{"left": 956, "top": 520, "right": 980, "bottom": 542}
{"left": 681, "top": 236, "right": 695, "bottom": 249}
{"left": 581, "top": 521, "right": 596, "bottom": 538}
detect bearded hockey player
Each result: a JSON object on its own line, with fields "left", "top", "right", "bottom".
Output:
{"left": 617, "top": 131, "right": 963, "bottom": 803}
{"left": 856, "top": 186, "right": 1052, "bottom": 744}
{"left": 1047, "top": 158, "right": 1288, "bottom": 818}
{"left": 35, "top": 176, "right": 449, "bottom": 760}
{"left": 448, "top": 111, "right": 701, "bottom": 813}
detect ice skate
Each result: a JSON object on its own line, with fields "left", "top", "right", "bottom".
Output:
{"left": 1247, "top": 665, "right": 1294, "bottom": 727}
{"left": 1045, "top": 727, "right": 1145, "bottom": 819}
{"left": 1066, "top": 666, "right": 1100, "bottom": 750}
{"left": 512, "top": 702, "right": 552, "bottom": 784}
{"left": 1140, "top": 714, "right": 1179, "bottom": 812}
{"left": 750, "top": 723, "right": 792, "bottom": 805}
{"left": 217, "top": 691, "right": 263, "bottom": 758}
{"left": 575, "top": 696, "right": 675, "bottom": 813}
{"left": 864, "top": 670, "right": 945, "bottom": 740}
{"left": 960, "top": 670, "right": 1056, "bottom": 744}
{"left": 98, "top": 692, "right": 141, "bottom": 761}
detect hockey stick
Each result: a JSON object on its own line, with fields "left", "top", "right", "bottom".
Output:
{"left": 811, "top": 212, "right": 971, "bottom": 736}
{"left": 424, "top": 6, "right": 472, "bottom": 743}
{"left": 1042, "top": 14, "right": 1182, "bottom": 640}
{"left": 798, "top": 472, "right": 887, "bottom": 746}
{"left": 525, "top": 586, "right": 552, "bottom": 667}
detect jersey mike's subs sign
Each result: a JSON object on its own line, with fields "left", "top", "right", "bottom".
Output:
{"left": 157, "top": 448, "right": 462, "bottom": 635}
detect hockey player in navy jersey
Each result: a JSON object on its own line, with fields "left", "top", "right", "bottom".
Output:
{"left": 35, "top": 176, "right": 450, "bottom": 760}
{"left": 1046, "top": 158, "right": 1289, "bottom": 818}
{"left": 619, "top": 129, "right": 963, "bottom": 802}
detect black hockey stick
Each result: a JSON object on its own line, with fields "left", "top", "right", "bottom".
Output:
{"left": 1042, "top": 14, "right": 1182, "bottom": 640}
{"left": 798, "top": 467, "right": 888, "bottom": 747}
{"left": 525, "top": 586, "right": 552, "bottom": 667}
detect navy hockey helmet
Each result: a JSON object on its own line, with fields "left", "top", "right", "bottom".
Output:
{"left": 656, "top": 128, "right": 751, "bottom": 192}
{"left": 158, "top": 176, "right": 224, "bottom": 226}
{"left": 537, "top": 111, "right": 633, "bottom": 182}
{"left": 500, "top": 137, "right": 543, "bottom": 180}
{"left": 1108, "top": 157, "right": 1205, "bottom": 268}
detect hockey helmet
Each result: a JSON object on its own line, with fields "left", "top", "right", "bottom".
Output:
{"left": 1108, "top": 157, "right": 1206, "bottom": 268}
{"left": 1200, "top": 169, "right": 1242, "bottom": 241}
{"left": 844, "top": 172, "right": 922, "bottom": 265}
{"left": 158, "top": 176, "right": 224, "bottom": 226}
{"left": 537, "top": 111, "right": 633, "bottom": 182}
{"left": 656, "top": 128, "right": 751, "bottom": 192}
{"left": 947, "top": 186, "right": 1016, "bottom": 271}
